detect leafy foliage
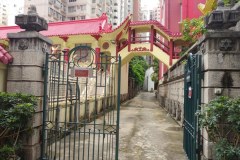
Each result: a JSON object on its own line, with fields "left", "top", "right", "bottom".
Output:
{"left": 0, "top": 92, "right": 36, "bottom": 159}
{"left": 129, "top": 56, "right": 149, "bottom": 86}
{"left": 223, "top": 0, "right": 240, "bottom": 6}
{"left": 182, "top": 16, "right": 206, "bottom": 43}
{"left": 197, "top": 96, "right": 240, "bottom": 160}
{"left": 150, "top": 58, "right": 159, "bottom": 83}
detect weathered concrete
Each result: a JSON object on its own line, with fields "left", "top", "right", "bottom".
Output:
{"left": 119, "top": 92, "right": 187, "bottom": 160}
{"left": 7, "top": 31, "right": 52, "bottom": 160}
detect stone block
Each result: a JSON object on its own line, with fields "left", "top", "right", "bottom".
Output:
{"left": 22, "top": 127, "right": 41, "bottom": 146}
{"left": 36, "top": 98, "right": 43, "bottom": 112}
{"left": 203, "top": 71, "right": 240, "bottom": 88}
{"left": 22, "top": 143, "right": 41, "bottom": 160}
{"left": 176, "top": 103, "right": 182, "bottom": 121}
{"left": 29, "top": 112, "right": 43, "bottom": 128}
{"left": 9, "top": 51, "right": 45, "bottom": 66}
{"left": 203, "top": 51, "right": 240, "bottom": 70}
{"left": 203, "top": 138, "right": 215, "bottom": 160}
{"left": 7, "top": 81, "right": 44, "bottom": 96}
{"left": 7, "top": 66, "right": 43, "bottom": 81}
{"left": 202, "top": 87, "right": 240, "bottom": 104}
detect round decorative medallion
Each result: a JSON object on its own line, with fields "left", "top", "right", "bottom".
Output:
{"left": 102, "top": 42, "right": 110, "bottom": 50}
{"left": 42, "top": 42, "right": 48, "bottom": 53}
{"left": 18, "top": 39, "right": 29, "bottom": 50}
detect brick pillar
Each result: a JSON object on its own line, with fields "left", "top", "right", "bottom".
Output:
{"left": 7, "top": 31, "right": 52, "bottom": 160}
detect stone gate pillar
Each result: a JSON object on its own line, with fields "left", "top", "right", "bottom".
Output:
{"left": 6, "top": 5, "right": 52, "bottom": 160}
{"left": 7, "top": 31, "right": 52, "bottom": 160}
{"left": 200, "top": 1, "right": 240, "bottom": 159}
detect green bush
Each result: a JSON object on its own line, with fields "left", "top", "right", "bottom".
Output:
{"left": 129, "top": 56, "right": 149, "bottom": 86}
{"left": 197, "top": 96, "right": 240, "bottom": 160}
{"left": 0, "top": 92, "right": 36, "bottom": 159}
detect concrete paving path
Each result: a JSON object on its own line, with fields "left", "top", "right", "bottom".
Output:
{"left": 119, "top": 92, "right": 187, "bottom": 160}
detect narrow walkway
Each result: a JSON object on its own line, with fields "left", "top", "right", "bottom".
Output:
{"left": 119, "top": 92, "right": 187, "bottom": 160}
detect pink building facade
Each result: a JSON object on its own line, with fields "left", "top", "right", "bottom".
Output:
{"left": 158, "top": 0, "right": 206, "bottom": 80}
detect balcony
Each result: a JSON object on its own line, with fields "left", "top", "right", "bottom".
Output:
{"left": 54, "top": 0, "right": 61, "bottom": 9}
{"left": 97, "top": 3, "right": 102, "bottom": 7}
{"left": 106, "top": 0, "right": 110, "bottom": 6}
{"left": 49, "top": 0, "right": 54, "bottom": 4}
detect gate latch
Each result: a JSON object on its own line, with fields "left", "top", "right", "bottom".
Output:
{"left": 188, "top": 86, "right": 192, "bottom": 99}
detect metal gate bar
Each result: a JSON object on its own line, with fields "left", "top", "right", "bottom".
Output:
{"left": 41, "top": 46, "right": 121, "bottom": 160}
{"left": 183, "top": 54, "right": 202, "bottom": 160}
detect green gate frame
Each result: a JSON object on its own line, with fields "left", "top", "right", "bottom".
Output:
{"left": 183, "top": 53, "right": 202, "bottom": 160}
{"left": 41, "top": 46, "right": 121, "bottom": 160}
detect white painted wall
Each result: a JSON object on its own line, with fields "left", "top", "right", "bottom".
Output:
{"left": 143, "top": 67, "right": 154, "bottom": 92}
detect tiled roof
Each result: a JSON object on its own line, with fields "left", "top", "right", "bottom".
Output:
{"left": 0, "top": 46, "right": 13, "bottom": 64}
{"left": 0, "top": 14, "right": 180, "bottom": 40}
{"left": 0, "top": 14, "right": 112, "bottom": 39}
{"left": 130, "top": 20, "right": 182, "bottom": 37}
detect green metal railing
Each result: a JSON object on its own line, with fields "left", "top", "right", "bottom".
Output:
{"left": 41, "top": 46, "right": 121, "bottom": 160}
{"left": 183, "top": 54, "right": 202, "bottom": 160}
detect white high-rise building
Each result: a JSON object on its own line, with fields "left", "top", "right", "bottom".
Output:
{"left": 0, "top": 0, "right": 23, "bottom": 26}
{"left": 119, "top": 0, "right": 133, "bottom": 23}
{"left": 0, "top": 1, "right": 8, "bottom": 26}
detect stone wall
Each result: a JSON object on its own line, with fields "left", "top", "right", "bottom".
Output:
{"left": 158, "top": 30, "right": 240, "bottom": 159}
{"left": 200, "top": 31, "right": 240, "bottom": 160}
{"left": 157, "top": 53, "right": 187, "bottom": 124}
{"left": 0, "top": 63, "right": 7, "bottom": 91}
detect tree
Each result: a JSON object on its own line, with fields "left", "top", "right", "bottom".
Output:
{"left": 150, "top": 58, "right": 159, "bottom": 82}
{"left": 129, "top": 56, "right": 148, "bottom": 86}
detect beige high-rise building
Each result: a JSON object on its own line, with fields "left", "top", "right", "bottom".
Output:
{"left": 24, "top": 0, "right": 122, "bottom": 28}
{"left": 24, "top": 0, "right": 67, "bottom": 22}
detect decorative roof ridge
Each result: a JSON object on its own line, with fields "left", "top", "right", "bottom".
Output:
{"left": 105, "top": 14, "right": 132, "bottom": 33}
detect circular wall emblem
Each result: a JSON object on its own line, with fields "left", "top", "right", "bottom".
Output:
{"left": 18, "top": 39, "right": 29, "bottom": 50}
{"left": 102, "top": 42, "right": 109, "bottom": 49}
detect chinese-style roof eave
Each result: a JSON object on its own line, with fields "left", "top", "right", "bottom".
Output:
{"left": 0, "top": 13, "right": 112, "bottom": 39}
{"left": 0, "top": 46, "right": 13, "bottom": 64}
{"left": 100, "top": 14, "right": 132, "bottom": 41}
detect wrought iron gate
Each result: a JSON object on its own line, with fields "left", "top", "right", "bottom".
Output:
{"left": 41, "top": 46, "right": 121, "bottom": 160}
{"left": 183, "top": 53, "right": 202, "bottom": 160}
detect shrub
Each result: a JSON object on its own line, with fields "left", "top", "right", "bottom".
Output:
{"left": 0, "top": 92, "right": 36, "bottom": 159}
{"left": 197, "top": 96, "right": 240, "bottom": 160}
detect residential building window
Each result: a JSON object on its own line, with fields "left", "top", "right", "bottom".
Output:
{"left": 79, "top": 5, "right": 86, "bottom": 11}
{"left": 68, "top": 6, "right": 76, "bottom": 13}
{"left": 91, "top": 8, "right": 95, "bottom": 14}
{"left": 80, "top": 16, "right": 85, "bottom": 20}
{"left": 69, "top": 0, "right": 76, "bottom": 2}
{"left": 69, "top": 17, "right": 76, "bottom": 20}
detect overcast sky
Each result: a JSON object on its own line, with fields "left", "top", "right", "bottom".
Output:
{"left": 141, "top": 0, "right": 159, "bottom": 9}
